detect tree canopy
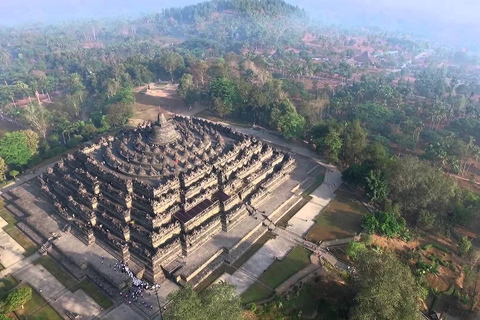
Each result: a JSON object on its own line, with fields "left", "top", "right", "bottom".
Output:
{"left": 164, "top": 282, "right": 242, "bottom": 320}
{"left": 350, "top": 251, "right": 426, "bottom": 320}
{"left": 0, "top": 287, "right": 32, "bottom": 314}
{"left": 0, "top": 131, "right": 35, "bottom": 167}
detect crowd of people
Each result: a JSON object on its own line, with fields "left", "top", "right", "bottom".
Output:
{"left": 102, "top": 256, "right": 162, "bottom": 313}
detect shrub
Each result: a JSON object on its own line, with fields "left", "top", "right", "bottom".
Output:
{"left": 346, "top": 241, "right": 367, "bottom": 259}
{"left": 423, "top": 244, "right": 433, "bottom": 251}
{"left": 431, "top": 243, "right": 450, "bottom": 253}
{"left": 66, "top": 135, "right": 84, "bottom": 148}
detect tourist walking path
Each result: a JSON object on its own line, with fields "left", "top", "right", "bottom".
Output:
{"left": 212, "top": 121, "right": 350, "bottom": 296}
{"left": 219, "top": 165, "right": 343, "bottom": 295}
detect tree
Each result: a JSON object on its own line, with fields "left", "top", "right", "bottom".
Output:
{"left": 0, "top": 132, "right": 33, "bottom": 167}
{"left": 346, "top": 241, "right": 367, "bottom": 259}
{"left": 365, "top": 169, "right": 389, "bottom": 205}
{"left": 341, "top": 119, "right": 367, "bottom": 166}
{"left": 1, "top": 287, "right": 32, "bottom": 312}
{"left": 0, "top": 157, "right": 6, "bottom": 182}
{"left": 164, "top": 282, "right": 242, "bottom": 320}
{"left": 277, "top": 112, "right": 305, "bottom": 140}
{"left": 81, "top": 122, "right": 97, "bottom": 139}
{"left": 209, "top": 78, "right": 238, "bottom": 118}
{"left": 20, "top": 130, "right": 39, "bottom": 155}
{"left": 9, "top": 170, "right": 19, "bottom": 180}
{"left": 202, "top": 282, "right": 242, "bottom": 320}
{"left": 459, "top": 236, "right": 473, "bottom": 257}
{"left": 22, "top": 103, "right": 52, "bottom": 138}
{"left": 350, "top": 252, "right": 426, "bottom": 320}
{"left": 161, "top": 51, "right": 185, "bottom": 81}
{"left": 320, "top": 130, "right": 342, "bottom": 163}
{"left": 362, "top": 214, "right": 379, "bottom": 234}
{"left": 115, "top": 87, "right": 135, "bottom": 105}
{"left": 387, "top": 156, "right": 457, "bottom": 224}
{"left": 189, "top": 60, "right": 209, "bottom": 87}
{"left": 177, "top": 74, "right": 195, "bottom": 104}
{"left": 105, "top": 103, "right": 133, "bottom": 128}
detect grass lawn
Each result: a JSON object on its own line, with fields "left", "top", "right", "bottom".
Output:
{"left": 241, "top": 247, "right": 311, "bottom": 304}
{"left": 33, "top": 256, "right": 77, "bottom": 288}
{"left": 14, "top": 285, "right": 62, "bottom": 320}
{"left": 241, "top": 283, "right": 274, "bottom": 305}
{"left": 3, "top": 225, "right": 37, "bottom": 257}
{"left": 0, "top": 207, "right": 17, "bottom": 226}
{"left": 71, "top": 280, "right": 113, "bottom": 309}
{"left": 0, "top": 275, "right": 19, "bottom": 299}
{"left": 306, "top": 185, "right": 369, "bottom": 243}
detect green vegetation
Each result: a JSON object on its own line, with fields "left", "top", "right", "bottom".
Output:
{"left": 0, "top": 276, "right": 18, "bottom": 300}
{"left": 306, "top": 186, "right": 368, "bottom": 243}
{"left": 14, "top": 286, "right": 62, "bottom": 320}
{"left": 423, "top": 242, "right": 450, "bottom": 254}
{"left": 350, "top": 251, "right": 427, "bottom": 320}
{"left": 3, "top": 225, "right": 37, "bottom": 257}
{"left": 165, "top": 282, "right": 242, "bottom": 320}
{"left": 241, "top": 247, "right": 311, "bottom": 304}
{"left": 70, "top": 280, "right": 112, "bottom": 309}
{"left": 33, "top": 256, "right": 77, "bottom": 288}
{"left": 458, "top": 236, "right": 473, "bottom": 257}
{"left": 0, "top": 206, "right": 17, "bottom": 226}
{"left": 362, "top": 210, "right": 408, "bottom": 239}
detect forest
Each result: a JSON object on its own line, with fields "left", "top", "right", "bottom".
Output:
{"left": 2, "top": 0, "right": 480, "bottom": 319}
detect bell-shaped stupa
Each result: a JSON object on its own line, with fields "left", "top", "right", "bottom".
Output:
{"left": 148, "top": 113, "right": 179, "bottom": 145}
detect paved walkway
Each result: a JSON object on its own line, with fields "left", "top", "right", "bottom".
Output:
{"left": 0, "top": 217, "right": 102, "bottom": 319}
{"left": 218, "top": 166, "right": 343, "bottom": 295}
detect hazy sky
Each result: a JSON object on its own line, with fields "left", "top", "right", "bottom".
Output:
{"left": 0, "top": 0, "right": 478, "bottom": 25}
{"left": 0, "top": 0, "right": 479, "bottom": 47}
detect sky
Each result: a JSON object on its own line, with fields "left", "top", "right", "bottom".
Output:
{"left": 0, "top": 0, "right": 478, "bottom": 47}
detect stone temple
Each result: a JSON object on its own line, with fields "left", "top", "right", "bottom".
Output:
{"left": 36, "top": 114, "right": 297, "bottom": 284}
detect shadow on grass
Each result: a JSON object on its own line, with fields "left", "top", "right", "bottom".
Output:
{"left": 306, "top": 185, "right": 368, "bottom": 243}
{"left": 241, "top": 247, "right": 311, "bottom": 304}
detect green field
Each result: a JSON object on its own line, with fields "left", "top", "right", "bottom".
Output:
{"left": 14, "top": 286, "right": 63, "bottom": 320}
{"left": 33, "top": 256, "right": 77, "bottom": 288}
{"left": 306, "top": 185, "right": 368, "bottom": 243}
{"left": 0, "top": 206, "right": 18, "bottom": 225}
{"left": 0, "top": 275, "right": 19, "bottom": 299}
{"left": 71, "top": 280, "right": 113, "bottom": 309}
{"left": 241, "top": 246, "right": 311, "bottom": 304}
{"left": 3, "top": 225, "right": 38, "bottom": 257}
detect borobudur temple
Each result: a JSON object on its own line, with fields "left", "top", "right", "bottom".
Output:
{"left": 37, "top": 114, "right": 296, "bottom": 283}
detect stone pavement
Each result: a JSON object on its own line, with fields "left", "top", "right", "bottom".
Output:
{"left": 218, "top": 169, "right": 343, "bottom": 295}
{"left": 13, "top": 262, "right": 101, "bottom": 318}
{"left": 285, "top": 169, "right": 342, "bottom": 236}
{"left": 0, "top": 216, "right": 103, "bottom": 319}
{"left": 103, "top": 303, "right": 140, "bottom": 320}
{"left": 213, "top": 124, "right": 345, "bottom": 296}
{"left": 0, "top": 217, "right": 29, "bottom": 269}
{"left": 219, "top": 236, "right": 293, "bottom": 294}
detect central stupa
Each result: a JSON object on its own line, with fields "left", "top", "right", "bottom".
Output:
{"left": 148, "top": 113, "right": 179, "bottom": 145}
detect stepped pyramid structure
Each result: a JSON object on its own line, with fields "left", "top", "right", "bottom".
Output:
{"left": 37, "top": 114, "right": 297, "bottom": 283}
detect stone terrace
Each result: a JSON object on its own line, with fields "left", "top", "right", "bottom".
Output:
{"left": 6, "top": 114, "right": 317, "bottom": 291}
